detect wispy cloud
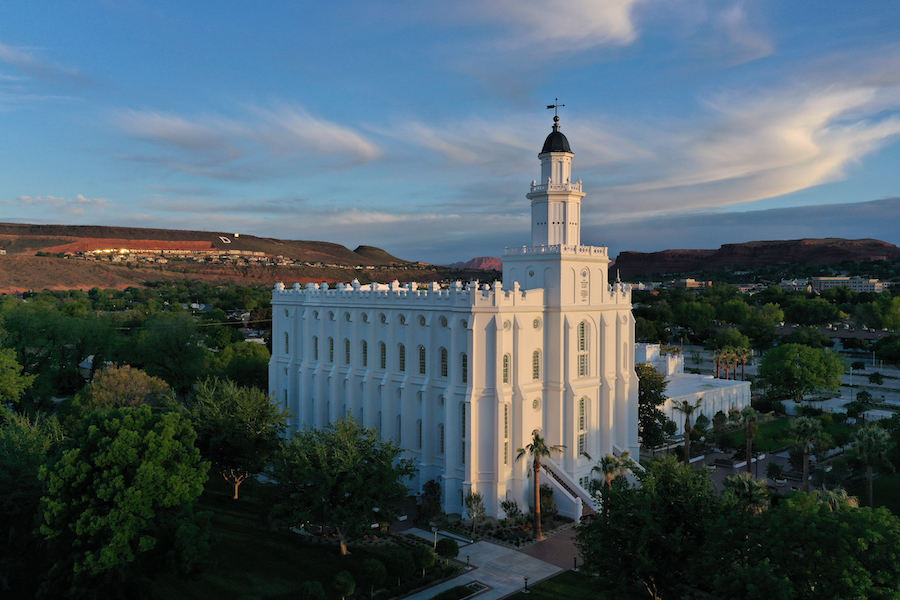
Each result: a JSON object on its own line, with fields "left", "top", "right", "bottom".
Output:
{"left": 0, "top": 40, "right": 91, "bottom": 86}
{"left": 115, "top": 104, "right": 381, "bottom": 180}
{"left": 16, "top": 194, "right": 111, "bottom": 217}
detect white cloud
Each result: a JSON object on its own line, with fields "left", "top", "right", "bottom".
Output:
{"left": 115, "top": 104, "right": 381, "bottom": 180}
{"left": 16, "top": 194, "right": 111, "bottom": 216}
{"left": 0, "top": 40, "right": 89, "bottom": 85}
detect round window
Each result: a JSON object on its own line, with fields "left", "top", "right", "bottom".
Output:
{"left": 503, "top": 320, "right": 511, "bottom": 330}
{"left": 419, "top": 315, "right": 426, "bottom": 326}
{"left": 532, "top": 398, "right": 541, "bottom": 410}
{"left": 345, "top": 312, "right": 351, "bottom": 322}
{"left": 328, "top": 311, "right": 334, "bottom": 321}
{"left": 380, "top": 313, "right": 387, "bottom": 324}
{"left": 313, "top": 310, "right": 319, "bottom": 320}
{"left": 440, "top": 316, "right": 448, "bottom": 328}
{"left": 461, "top": 320, "right": 468, "bottom": 329}
{"left": 533, "top": 318, "right": 541, "bottom": 329}
{"left": 399, "top": 315, "right": 406, "bottom": 325}
{"left": 284, "top": 309, "right": 289, "bottom": 318}
{"left": 362, "top": 313, "right": 368, "bottom": 323}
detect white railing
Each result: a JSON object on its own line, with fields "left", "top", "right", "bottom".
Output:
{"left": 503, "top": 245, "right": 607, "bottom": 257}
{"left": 530, "top": 181, "right": 582, "bottom": 193}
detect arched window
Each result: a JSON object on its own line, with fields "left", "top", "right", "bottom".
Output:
{"left": 578, "top": 321, "right": 588, "bottom": 377}
{"left": 439, "top": 424, "right": 445, "bottom": 454}
{"left": 313, "top": 336, "right": 318, "bottom": 360}
{"left": 284, "top": 332, "right": 289, "bottom": 354}
{"left": 532, "top": 350, "right": 541, "bottom": 380}
{"left": 418, "top": 346, "right": 426, "bottom": 375}
{"left": 344, "top": 339, "right": 350, "bottom": 365}
{"left": 328, "top": 338, "right": 334, "bottom": 363}
{"left": 502, "top": 354, "right": 510, "bottom": 384}
{"left": 440, "top": 348, "right": 448, "bottom": 378}
{"left": 579, "top": 397, "right": 586, "bottom": 431}
{"left": 396, "top": 415, "right": 402, "bottom": 444}
{"left": 461, "top": 353, "right": 468, "bottom": 383}
{"left": 503, "top": 404, "right": 509, "bottom": 465}
{"left": 379, "top": 342, "right": 386, "bottom": 369}
{"left": 417, "top": 420, "right": 423, "bottom": 449}
{"left": 398, "top": 344, "right": 406, "bottom": 372}
{"left": 361, "top": 340, "right": 368, "bottom": 367}
{"left": 578, "top": 397, "right": 587, "bottom": 456}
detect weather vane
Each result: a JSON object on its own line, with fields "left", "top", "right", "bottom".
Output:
{"left": 546, "top": 98, "right": 564, "bottom": 118}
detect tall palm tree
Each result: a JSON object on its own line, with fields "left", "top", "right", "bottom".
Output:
{"left": 713, "top": 351, "right": 722, "bottom": 379}
{"left": 516, "top": 431, "right": 564, "bottom": 540}
{"left": 723, "top": 472, "right": 769, "bottom": 515}
{"left": 591, "top": 450, "right": 637, "bottom": 489}
{"left": 741, "top": 407, "right": 761, "bottom": 474}
{"left": 852, "top": 423, "right": 894, "bottom": 507}
{"left": 790, "top": 417, "right": 823, "bottom": 493}
{"left": 673, "top": 399, "right": 703, "bottom": 463}
{"left": 735, "top": 347, "right": 752, "bottom": 381}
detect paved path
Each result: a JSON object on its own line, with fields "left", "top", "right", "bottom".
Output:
{"left": 402, "top": 536, "right": 562, "bottom": 600}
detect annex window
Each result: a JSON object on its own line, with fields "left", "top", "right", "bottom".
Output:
{"left": 532, "top": 350, "right": 541, "bottom": 380}
{"left": 439, "top": 424, "right": 444, "bottom": 454}
{"left": 461, "top": 440, "right": 466, "bottom": 464}
{"left": 398, "top": 344, "right": 406, "bottom": 372}
{"left": 502, "top": 354, "right": 510, "bottom": 384}
{"left": 344, "top": 339, "right": 350, "bottom": 365}
{"left": 461, "top": 403, "right": 466, "bottom": 438}
{"left": 419, "top": 346, "right": 426, "bottom": 375}
{"left": 579, "top": 397, "right": 586, "bottom": 431}
{"left": 379, "top": 342, "right": 386, "bottom": 369}
{"left": 578, "top": 433, "right": 586, "bottom": 456}
{"left": 417, "top": 420, "right": 423, "bottom": 449}
{"left": 461, "top": 353, "right": 468, "bottom": 383}
{"left": 313, "top": 336, "right": 318, "bottom": 360}
{"left": 397, "top": 415, "right": 402, "bottom": 444}
{"left": 504, "top": 441, "right": 509, "bottom": 465}
{"left": 328, "top": 338, "right": 334, "bottom": 363}
{"left": 578, "top": 321, "right": 588, "bottom": 377}
{"left": 284, "top": 332, "right": 289, "bottom": 354}
{"left": 440, "top": 348, "right": 448, "bottom": 378}
{"left": 362, "top": 340, "right": 368, "bottom": 367}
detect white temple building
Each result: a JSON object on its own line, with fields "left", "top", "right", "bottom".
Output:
{"left": 270, "top": 113, "right": 639, "bottom": 520}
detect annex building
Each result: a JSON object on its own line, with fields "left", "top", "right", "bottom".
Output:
{"left": 270, "top": 114, "right": 639, "bottom": 520}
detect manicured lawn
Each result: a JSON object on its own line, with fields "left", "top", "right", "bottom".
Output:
{"left": 849, "top": 473, "right": 900, "bottom": 514}
{"left": 504, "top": 570, "right": 641, "bottom": 600}
{"left": 722, "top": 418, "right": 794, "bottom": 452}
{"left": 152, "top": 479, "right": 408, "bottom": 599}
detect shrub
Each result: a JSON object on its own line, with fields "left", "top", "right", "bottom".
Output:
{"left": 852, "top": 361, "right": 866, "bottom": 370}
{"left": 436, "top": 538, "right": 459, "bottom": 559}
{"left": 431, "top": 585, "right": 475, "bottom": 600}
{"left": 412, "top": 545, "right": 436, "bottom": 577}
{"left": 333, "top": 571, "right": 355, "bottom": 599}
{"left": 385, "top": 548, "right": 415, "bottom": 584}
{"left": 500, "top": 496, "right": 521, "bottom": 520}
{"left": 361, "top": 558, "right": 386, "bottom": 594}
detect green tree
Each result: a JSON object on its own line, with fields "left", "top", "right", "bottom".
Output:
{"left": 784, "top": 297, "right": 841, "bottom": 326}
{"left": 435, "top": 538, "right": 459, "bottom": 559}
{"left": 516, "top": 431, "right": 564, "bottom": 541}
{"left": 296, "top": 581, "right": 327, "bottom": 600}
{"left": 361, "top": 558, "right": 387, "bottom": 597}
{"left": 704, "top": 493, "right": 900, "bottom": 600}
{"left": 38, "top": 406, "right": 210, "bottom": 598}
{"left": 0, "top": 410, "right": 65, "bottom": 596}
{"left": 868, "top": 372, "right": 884, "bottom": 385}
{"left": 781, "top": 326, "right": 835, "bottom": 348}
{"left": 268, "top": 415, "right": 416, "bottom": 556}
{"left": 740, "top": 407, "right": 767, "bottom": 474}
{"left": 190, "top": 378, "right": 289, "bottom": 500}
{"left": 673, "top": 399, "right": 702, "bottom": 463}
{"left": 852, "top": 423, "right": 894, "bottom": 508}
{"left": 576, "top": 456, "right": 723, "bottom": 600}
{"left": 705, "top": 327, "right": 751, "bottom": 351}
{"left": 127, "top": 312, "right": 212, "bottom": 398}
{"left": 674, "top": 301, "right": 715, "bottom": 337}
{"left": 635, "top": 362, "right": 676, "bottom": 449}
{"left": 740, "top": 303, "right": 784, "bottom": 351}
{"left": 0, "top": 347, "right": 36, "bottom": 407}
{"left": 412, "top": 545, "right": 435, "bottom": 578}
{"left": 718, "top": 298, "right": 751, "bottom": 326}
{"left": 208, "top": 342, "right": 271, "bottom": 389}
{"left": 756, "top": 344, "right": 844, "bottom": 403}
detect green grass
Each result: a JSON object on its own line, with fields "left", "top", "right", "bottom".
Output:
{"left": 722, "top": 418, "right": 794, "bottom": 452}
{"left": 504, "top": 570, "right": 641, "bottom": 600}
{"left": 152, "top": 479, "right": 404, "bottom": 600}
{"left": 849, "top": 473, "right": 900, "bottom": 514}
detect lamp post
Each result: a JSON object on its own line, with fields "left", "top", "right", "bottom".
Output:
{"left": 466, "top": 555, "right": 471, "bottom": 570}
{"left": 431, "top": 525, "right": 438, "bottom": 550}
{"left": 523, "top": 576, "right": 530, "bottom": 594}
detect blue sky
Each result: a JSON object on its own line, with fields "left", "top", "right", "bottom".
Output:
{"left": 2, "top": 1, "right": 899, "bottom": 264}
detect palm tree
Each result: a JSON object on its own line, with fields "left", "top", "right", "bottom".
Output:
{"left": 741, "top": 407, "right": 761, "bottom": 474}
{"left": 593, "top": 450, "right": 636, "bottom": 489}
{"left": 723, "top": 472, "right": 769, "bottom": 515}
{"left": 790, "top": 417, "right": 823, "bottom": 493}
{"left": 713, "top": 351, "right": 722, "bottom": 379}
{"left": 814, "top": 486, "right": 859, "bottom": 511}
{"left": 852, "top": 423, "right": 894, "bottom": 507}
{"left": 673, "top": 399, "right": 703, "bottom": 463}
{"left": 516, "top": 431, "right": 564, "bottom": 540}
{"left": 735, "top": 347, "right": 752, "bottom": 381}
{"left": 722, "top": 348, "right": 736, "bottom": 380}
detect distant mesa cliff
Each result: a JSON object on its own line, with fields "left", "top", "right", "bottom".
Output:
{"left": 613, "top": 238, "right": 900, "bottom": 279}
{"left": 445, "top": 256, "right": 502, "bottom": 271}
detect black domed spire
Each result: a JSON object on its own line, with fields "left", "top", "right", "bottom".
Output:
{"left": 541, "top": 101, "right": 572, "bottom": 154}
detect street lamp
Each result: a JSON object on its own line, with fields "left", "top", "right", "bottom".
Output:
{"left": 523, "top": 576, "right": 530, "bottom": 594}
{"left": 431, "top": 525, "right": 438, "bottom": 549}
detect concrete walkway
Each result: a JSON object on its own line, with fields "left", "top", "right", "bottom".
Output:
{"left": 401, "top": 535, "right": 562, "bottom": 600}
